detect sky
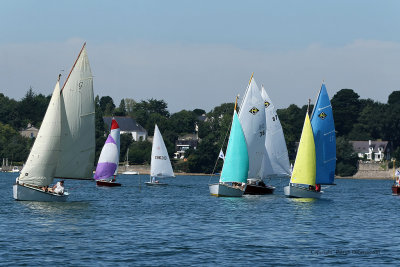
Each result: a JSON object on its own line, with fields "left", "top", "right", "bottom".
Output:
{"left": 1, "top": 0, "right": 399, "bottom": 113}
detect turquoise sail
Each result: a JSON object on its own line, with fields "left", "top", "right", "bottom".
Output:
{"left": 310, "top": 83, "right": 336, "bottom": 185}
{"left": 220, "top": 110, "right": 249, "bottom": 184}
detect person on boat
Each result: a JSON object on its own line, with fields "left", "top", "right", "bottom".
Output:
{"left": 52, "top": 180, "right": 64, "bottom": 195}
{"left": 315, "top": 184, "right": 321, "bottom": 192}
{"left": 152, "top": 177, "right": 158, "bottom": 184}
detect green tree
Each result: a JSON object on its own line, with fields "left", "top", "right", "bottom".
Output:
{"left": 331, "top": 89, "right": 361, "bottom": 137}
{"left": 114, "top": 99, "right": 127, "bottom": 116}
{"left": 336, "top": 136, "right": 358, "bottom": 176}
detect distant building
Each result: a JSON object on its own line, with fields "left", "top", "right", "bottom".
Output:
{"left": 19, "top": 123, "right": 39, "bottom": 139}
{"left": 350, "top": 140, "right": 391, "bottom": 162}
{"left": 174, "top": 133, "right": 199, "bottom": 159}
{"left": 103, "top": 116, "right": 147, "bottom": 141}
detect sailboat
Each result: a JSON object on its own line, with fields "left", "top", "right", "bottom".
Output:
{"left": 121, "top": 148, "right": 139, "bottom": 175}
{"left": 237, "top": 75, "right": 274, "bottom": 195}
{"left": 94, "top": 118, "right": 121, "bottom": 187}
{"left": 146, "top": 124, "right": 175, "bottom": 185}
{"left": 284, "top": 104, "right": 322, "bottom": 199}
{"left": 391, "top": 160, "right": 400, "bottom": 194}
{"left": 13, "top": 43, "right": 95, "bottom": 201}
{"left": 209, "top": 100, "right": 249, "bottom": 197}
{"left": 310, "top": 83, "right": 336, "bottom": 186}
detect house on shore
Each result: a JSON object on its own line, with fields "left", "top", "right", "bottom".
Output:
{"left": 350, "top": 140, "right": 391, "bottom": 162}
{"left": 103, "top": 116, "right": 147, "bottom": 141}
{"left": 19, "top": 123, "right": 39, "bottom": 139}
{"left": 174, "top": 133, "right": 199, "bottom": 159}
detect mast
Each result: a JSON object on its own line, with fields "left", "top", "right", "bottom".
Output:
{"left": 61, "top": 42, "right": 87, "bottom": 93}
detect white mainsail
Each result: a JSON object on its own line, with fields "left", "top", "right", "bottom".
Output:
{"left": 55, "top": 45, "right": 95, "bottom": 179}
{"left": 150, "top": 125, "right": 174, "bottom": 178}
{"left": 238, "top": 76, "right": 266, "bottom": 179}
{"left": 260, "top": 85, "right": 291, "bottom": 178}
{"left": 18, "top": 81, "right": 62, "bottom": 186}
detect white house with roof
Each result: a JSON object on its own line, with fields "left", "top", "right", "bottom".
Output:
{"left": 350, "top": 140, "right": 390, "bottom": 161}
{"left": 103, "top": 116, "right": 147, "bottom": 141}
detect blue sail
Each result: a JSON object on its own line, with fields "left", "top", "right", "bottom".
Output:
{"left": 310, "top": 83, "right": 336, "bottom": 185}
{"left": 220, "top": 110, "right": 249, "bottom": 184}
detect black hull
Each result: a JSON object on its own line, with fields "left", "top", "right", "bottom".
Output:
{"left": 244, "top": 184, "right": 275, "bottom": 195}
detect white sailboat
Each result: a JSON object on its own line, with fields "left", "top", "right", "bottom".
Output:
{"left": 146, "top": 124, "right": 174, "bottom": 186}
{"left": 121, "top": 148, "right": 139, "bottom": 175}
{"left": 238, "top": 75, "right": 275, "bottom": 195}
{"left": 13, "top": 43, "right": 95, "bottom": 201}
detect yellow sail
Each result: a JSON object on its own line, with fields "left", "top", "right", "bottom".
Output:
{"left": 290, "top": 113, "right": 316, "bottom": 186}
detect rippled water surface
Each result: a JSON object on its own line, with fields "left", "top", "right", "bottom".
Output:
{"left": 1, "top": 172, "right": 399, "bottom": 266}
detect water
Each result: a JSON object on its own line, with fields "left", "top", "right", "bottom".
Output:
{"left": 1, "top": 172, "right": 399, "bottom": 266}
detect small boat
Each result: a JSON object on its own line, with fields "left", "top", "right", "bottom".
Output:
{"left": 10, "top": 166, "right": 20, "bottom": 173}
{"left": 94, "top": 118, "right": 121, "bottom": 187}
{"left": 145, "top": 124, "right": 174, "bottom": 186}
{"left": 14, "top": 43, "right": 95, "bottom": 202}
{"left": 209, "top": 99, "right": 249, "bottom": 197}
{"left": 121, "top": 148, "right": 139, "bottom": 175}
{"left": 310, "top": 83, "right": 336, "bottom": 186}
{"left": 284, "top": 104, "right": 322, "bottom": 199}
{"left": 391, "top": 160, "right": 400, "bottom": 195}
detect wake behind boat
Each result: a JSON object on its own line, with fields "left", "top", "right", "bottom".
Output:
{"left": 94, "top": 118, "right": 121, "bottom": 187}
{"left": 14, "top": 43, "right": 95, "bottom": 202}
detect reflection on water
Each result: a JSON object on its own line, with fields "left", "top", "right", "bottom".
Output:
{"left": 20, "top": 201, "right": 91, "bottom": 215}
{"left": 288, "top": 197, "right": 316, "bottom": 203}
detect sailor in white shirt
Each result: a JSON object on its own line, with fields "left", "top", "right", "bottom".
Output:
{"left": 53, "top": 180, "right": 65, "bottom": 195}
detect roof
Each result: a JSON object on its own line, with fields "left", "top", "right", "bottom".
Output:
{"left": 350, "top": 140, "right": 388, "bottom": 153}
{"left": 103, "top": 116, "right": 147, "bottom": 133}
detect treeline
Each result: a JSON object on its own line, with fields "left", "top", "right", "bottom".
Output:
{"left": 1, "top": 88, "right": 400, "bottom": 176}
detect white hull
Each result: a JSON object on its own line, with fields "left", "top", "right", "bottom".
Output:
{"left": 121, "top": 171, "right": 139, "bottom": 175}
{"left": 13, "top": 184, "right": 69, "bottom": 202}
{"left": 145, "top": 182, "right": 168, "bottom": 186}
{"left": 284, "top": 184, "right": 322, "bottom": 199}
{"left": 209, "top": 183, "right": 244, "bottom": 197}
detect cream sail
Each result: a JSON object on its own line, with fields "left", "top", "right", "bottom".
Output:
{"left": 14, "top": 43, "right": 95, "bottom": 201}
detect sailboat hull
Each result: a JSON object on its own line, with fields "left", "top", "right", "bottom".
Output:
{"left": 209, "top": 183, "right": 245, "bottom": 197}
{"left": 392, "top": 185, "right": 400, "bottom": 195}
{"left": 284, "top": 184, "right": 322, "bottom": 199}
{"left": 96, "top": 180, "right": 121, "bottom": 187}
{"left": 13, "top": 184, "right": 69, "bottom": 202}
{"left": 145, "top": 182, "right": 168, "bottom": 186}
{"left": 244, "top": 179, "right": 275, "bottom": 195}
